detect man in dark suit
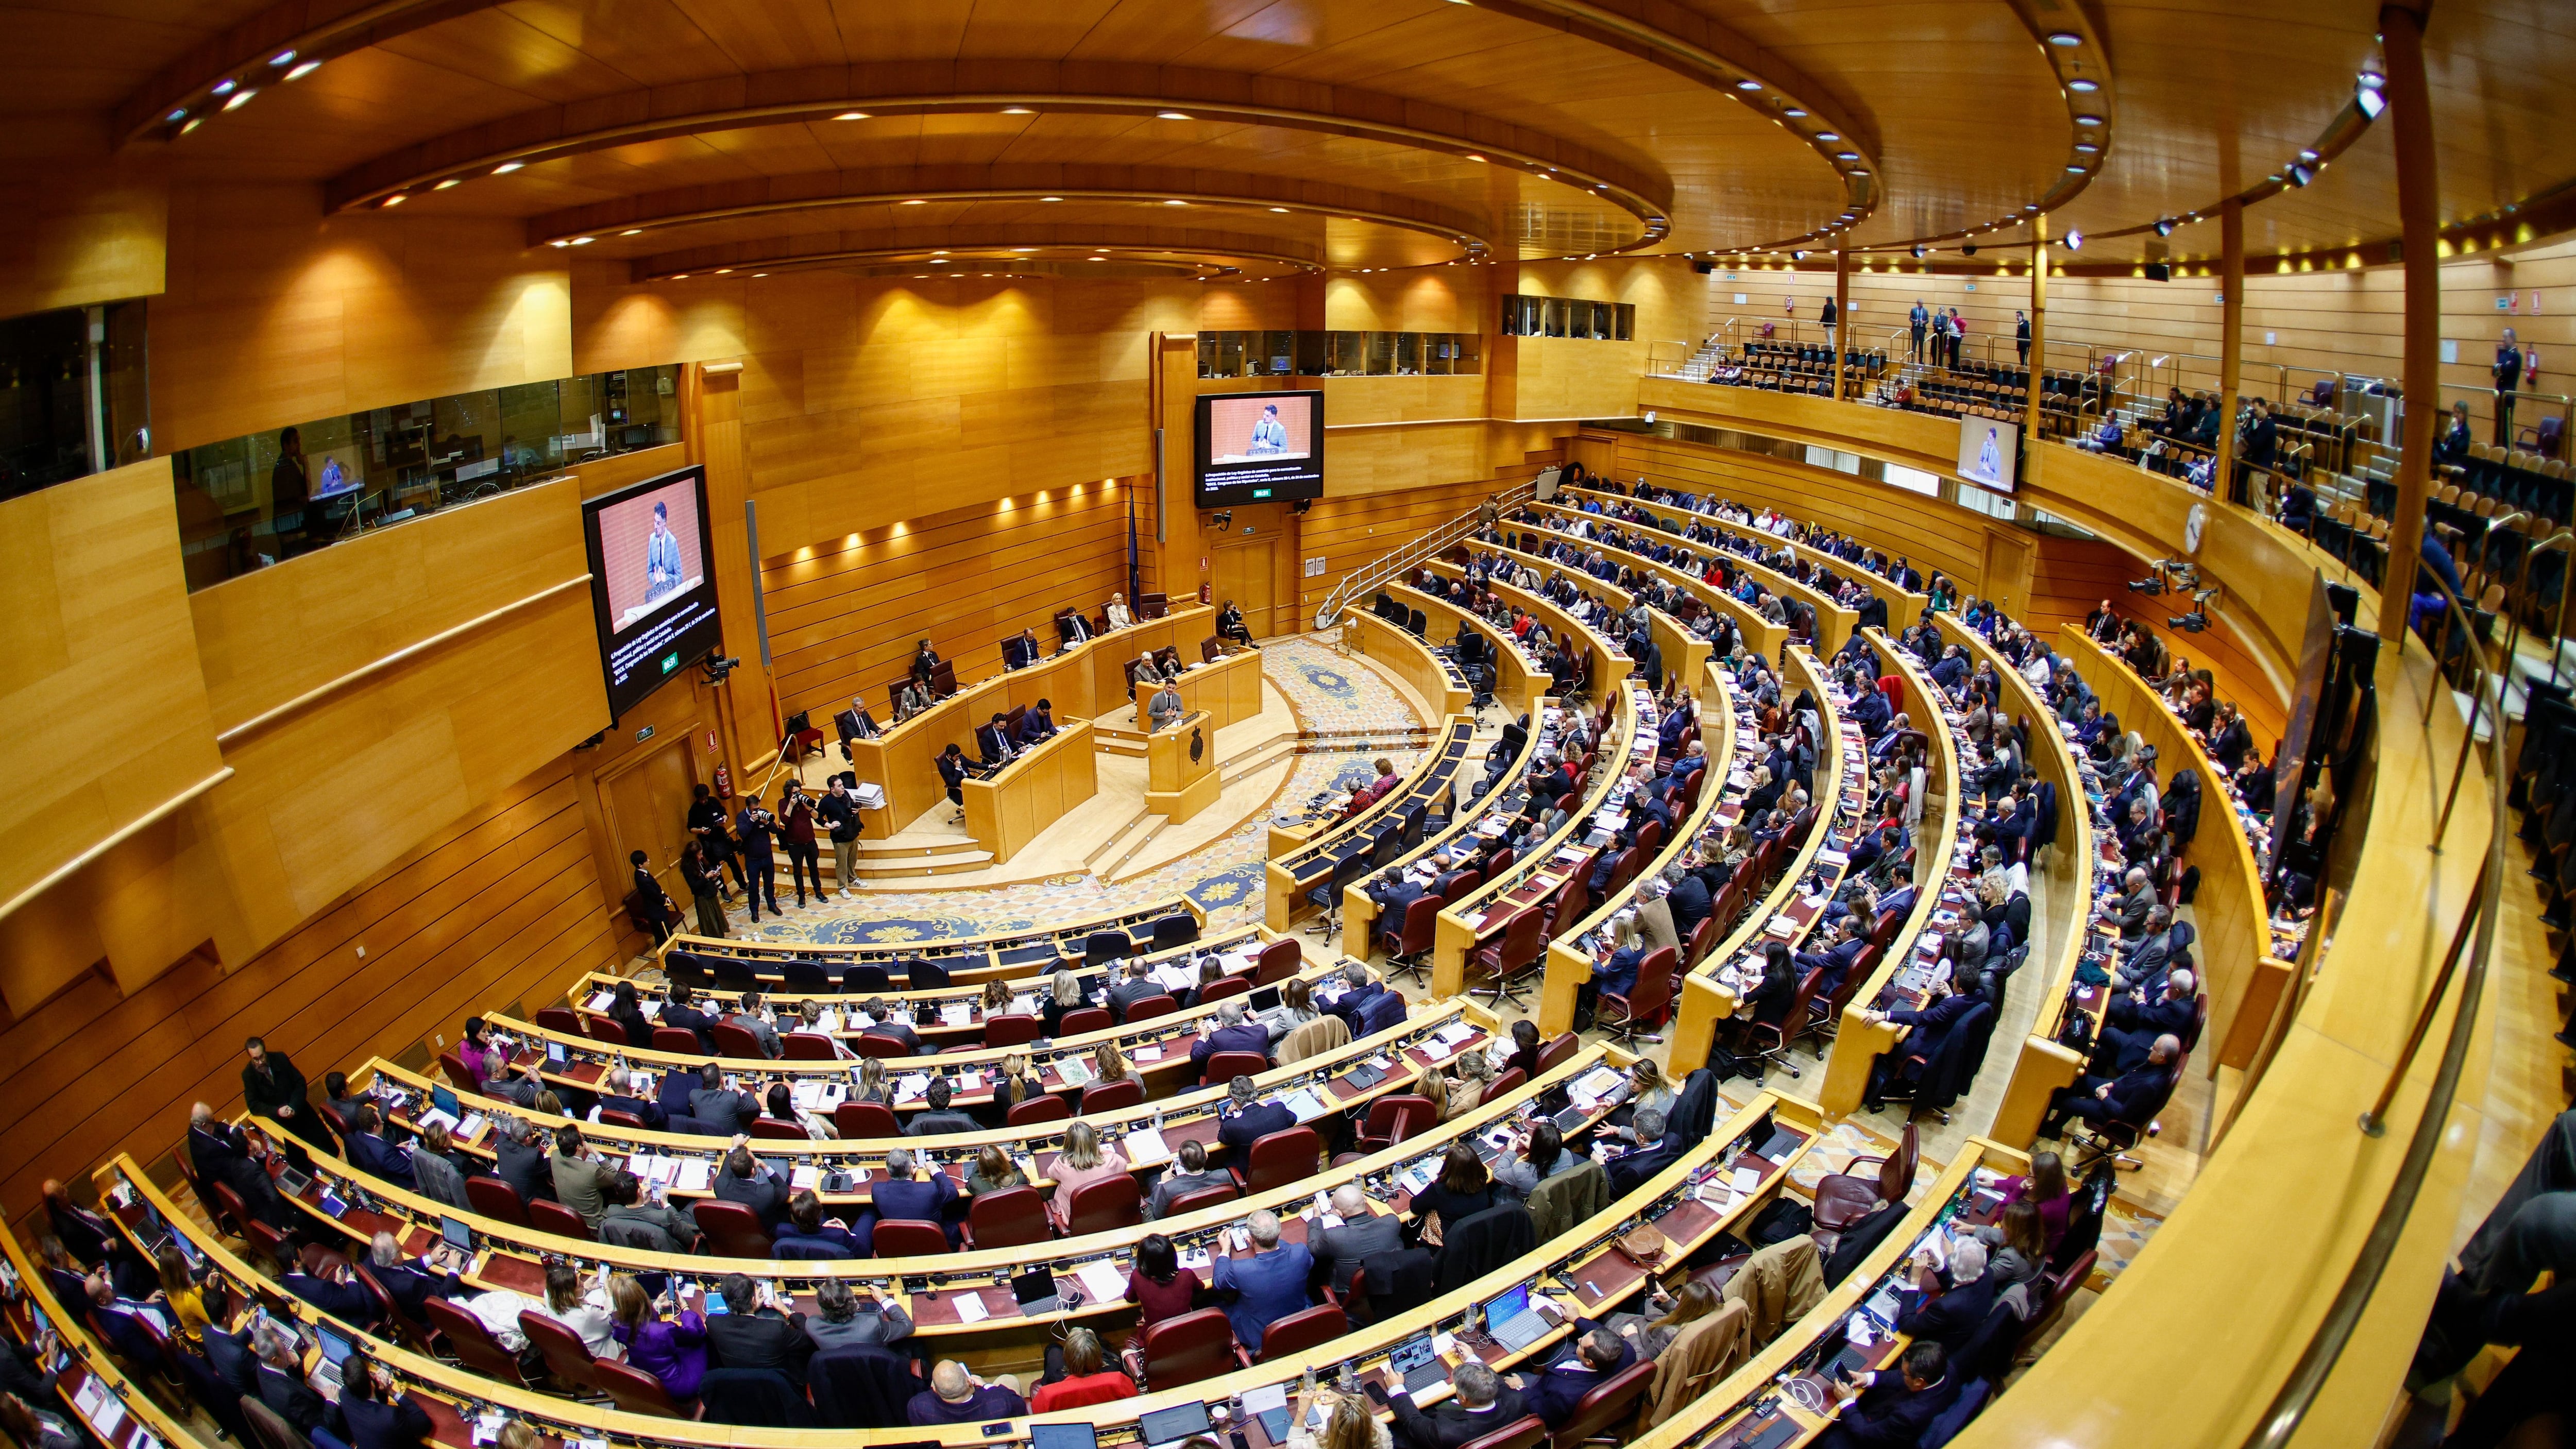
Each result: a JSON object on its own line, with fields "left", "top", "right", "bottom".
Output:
{"left": 1817, "top": 1341, "right": 1957, "bottom": 1448}
{"left": 242, "top": 1036, "right": 331, "bottom": 1149}
{"left": 1891, "top": 1240, "right": 1996, "bottom": 1357}
{"left": 252, "top": 1324, "right": 346, "bottom": 1438}
{"left": 1104, "top": 958, "right": 1162, "bottom": 1022}
{"left": 1519, "top": 1323, "right": 1635, "bottom": 1429}
{"left": 1664, "top": 863, "right": 1713, "bottom": 942}
{"left": 2094, "top": 969, "right": 2196, "bottom": 1074}
{"left": 1325, "top": 963, "right": 1393, "bottom": 1039}
{"left": 1604, "top": 1109, "right": 1683, "bottom": 1195}
{"left": 690, "top": 1063, "right": 758, "bottom": 1136}
{"left": 861, "top": 1148, "right": 961, "bottom": 1251}
{"left": 1058, "top": 611, "right": 1093, "bottom": 647}
{"left": 491, "top": 1115, "right": 556, "bottom": 1205}
{"left": 187, "top": 1104, "right": 290, "bottom": 1229}
{"left": 859, "top": 998, "right": 923, "bottom": 1054}
{"left": 1313, "top": 1185, "right": 1404, "bottom": 1294}
{"left": 1189, "top": 1000, "right": 1270, "bottom": 1073}
{"left": 1797, "top": 916, "right": 1870, "bottom": 999}
{"left": 362, "top": 1233, "right": 462, "bottom": 1323}
{"left": 706, "top": 1272, "right": 816, "bottom": 1380}
{"left": 976, "top": 713, "right": 1017, "bottom": 768}
{"left": 597, "top": 1067, "right": 669, "bottom": 1131}
{"left": 343, "top": 1103, "right": 417, "bottom": 1191}
{"left": 2042, "top": 1035, "right": 2180, "bottom": 1140}
{"left": 1216, "top": 1077, "right": 1296, "bottom": 1154}
{"left": 714, "top": 1146, "right": 791, "bottom": 1230}
{"left": 1391, "top": 1361, "right": 1529, "bottom": 1449}
{"left": 662, "top": 985, "right": 720, "bottom": 1051}
{"left": 1002, "top": 629, "right": 1042, "bottom": 671}
{"left": 905, "top": 1079, "right": 979, "bottom": 1137}
{"left": 909, "top": 639, "right": 942, "bottom": 690}
{"left": 1365, "top": 867, "right": 1427, "bottom": 922}
{"left": 283, "top": 1253, "right": 383, "bottom": 1328}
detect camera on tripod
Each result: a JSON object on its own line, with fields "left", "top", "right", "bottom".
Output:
{"left": 2128, "top": 558, "right": 2198, "bottom": 597}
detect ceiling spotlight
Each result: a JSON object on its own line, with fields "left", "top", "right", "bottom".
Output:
{"left": 1012, "top": 247, "right": 1037, "bottom": 252}
{"left": 1792, "top": 249, "right": 1808, "bottom": 260}
{"left": 212, "top": 79, "right": 236, "bottom": 96}
{"left": 2074, "top": 114, "right": 2105, "bottom": 127}
{"left": 381, "top": 194, "right": 406, "bottom": 207}
{"left": 670, "top": 274, "right": 688, "bottom": 280}
{"left": 2154, "top": 216, "right": 2175, "bottom": 236}
{"left": 493, "top": 161, "right": 523, "bottom": 174}
{"left": 1003, "top": 107, "right": 1033, "bottom": 114}
{"left": 1736, "top": 80, "right": 1762, "bottom": 91}
{"left": 2067, "top": 78, "right": 2099, "bottom": 92}
{"left": 621, "top": 228, "right": 642, "bottom": 235}
{"left": 1783, "top": 108, "right": 1807, "bottom": 118}
{"left": 285, "top": 59, "right": 321, "bottom": 81}
{"left": 166, "top": 108, "right": 188, "bottom": 123}
{"left": 1815, "top": 132, "right": 1840, "bottom": 142}
{"left": 1962, "top": 243, "right": 1978, "bottom": 256}
{"left": 1164, "top": 198, "right": 1188, "bottom": 206}
{"left": 2046, "top": 31, "right": 2082, "bottom": 45}
{"left": 2065, "top": 163, "right": 2086, "bottom": 173}
{"left": 1836, "top": 151, "right": 1859, "bottom": 161}
{"left": 752, "top": 273, "right": 766, "bottom": 278}
{"left": 711, "top": 267, "right": 729, "bottom": 274}
{"left": 1041, "top": 195, "right": 1063, "bottom": 202}
{"left": 223, "top": 89, "right": 256, "bottom": 110}
{"left": 181, "top": 117, "right": 201, "bottom": 133}
{"left": 834, "top": 111, "right": 869, "bottom": 120}
{"left": 572, "top": 236, "right": 595, "bottom": 245}
{"left": 269, "top": 49, "right": 296, "bottom": 66}
{"left": 2355, "top": 78, "right": 2386, "bottom": 118}
{"left": 900, "top": 198, "right": 926, "bottom": 204}
{"left": 2299, "top": 149, "right": 2320, "bottom": 161}
{"left": 2064, "top": 229, "right": 2084, "bottom": 249}
{"left": 1267, "top": 207, "right": 1290, "bottom": 213}
{"left": 2074, "top": 142, "right": 2099, "bottom": 154}
{"left": 2286, "top": 163, "right": 2314, "bottom": 187}
{"left": 1157, "top": 111, "right": 1191, "bottom": 120}
{"left": 1464, "top": 152, "right": 1487, "bottom": 162}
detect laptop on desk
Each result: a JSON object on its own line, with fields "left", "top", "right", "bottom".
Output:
{"left": 1140, "top": 1402, "right": 1213, "bottom": 1449}
{"left": 1031, "top": 1426, "right": 1099, "bottom": 1449}
{"left": 275, "top": 1166, "right": 312, "bottom": 1199}
{"left": 1010, "top": 1269, "right": 1061, "bottom": 1317}
{"left": 1388, "top": 1333, "right": 1448, "bottom": 1394}
{"left": 307, "top": 1324, "right": 354, "bottom": 1393}
{"left": 1482, "top": 1284, "right": 1551, "bottom": 1354}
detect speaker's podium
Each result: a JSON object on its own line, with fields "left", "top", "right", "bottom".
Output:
{"left": 1145, "top": 710, "right": 1221, "bottom": 825}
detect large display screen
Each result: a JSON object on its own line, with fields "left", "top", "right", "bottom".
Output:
{"left": 1196, "top": 390, "right": 1324, "bottom": 507}
{"left": 581, "top": 465, "right": 723, "bottom": 719}
{"left": 1955, "top": 417, "right": 2020, "bottom": 493}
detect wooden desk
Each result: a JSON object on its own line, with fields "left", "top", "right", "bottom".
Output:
{"left": 1144, "top": 709, "right": 1221, "bottom": 823}
{"left": 1340, "top": 701, "right": 1550, "bottom": 952}
{"left": 1128, "top": 644, "right": 1263, "bottom": 730}
{"left": 963, "top": 718, "right": 1098, "bottom": 865}
{"left": 845, "top": 605, "right": 1212, "bottom": 835}
{"left": 1349, "top": 609, "right": 1471, "bottom": 719}
{"left": 1476, "top": 523, "right": 1715, "bottom": 695}
{"left": 1572, "top": 493, "right": 1859, "bottom": 655}
{"left": 658, "top": 894, "right": 1196, "bottom": 980}
{"left": 1527, "top": 500, "right": 1790, "bottom": 661}
{"left": 1266, "top": 715, "right": 1476, "bottom": 931}
{"left": 1388, "top": 581, "right": 1540, "bottom": 713}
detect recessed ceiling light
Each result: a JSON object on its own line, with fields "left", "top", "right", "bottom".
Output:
{"left": 2074, "top": 142, "right": 2099, "bottom": 153}
{"left": 223, "top": 89, "right": 256, "bottom": 110}
{"left": 1815, "top": 132, "right": 1840, "bottom": 142}
{"left": 212, "top": 79, "right": 236, "bottom": 96}
{"left": 166, "top": 108, "right": 188, "bottom": 123}
{"left": 1041, "top": 195, "right": 1063, "bottom": 202}
{"left": 2300, "top": 148, "right": 2320, "bottom": 161}
{"left": 1269, "top": 207, "right": 1290, "bottom": 212}
{"left": 671, "top": 274, "right": 688, "bottom": 280}
{"left": 2066, "top": 164, "right": 2086, "bottom": 173}
{"left": 2067, "top": 78, "right": 2099, "bottom": 92}
{"left": 1736, "top": 80, "right": 1762, "bottom": 91}
{"left": 1836, "top": 151, "right": 1858, "bottom": 161}
{"left": 572, "top": 236, "right": 595, "bottom": 245}
{"left": 1013, "top": 247, "right": 1037, "bottom": 252}
{"left": 1165, "top": 199, "right": 1188, "bottom": 205}
{"left": 1157, "top": 111, "right": 1190, "bottom": 120}
{"left": 752, "top": 272, "right": 766, "bottom": 277}
{"left": 621, "top": 228, "right": 641, "bottom": 235}
{"left": 835, "top": 111, "right": 868, "bottom": 121}
{"left": 493, "top": 161, "right": 523, "bottom": 174}
{"left": 269, "top": 50, "right": 296, "bottom": 66}
{"left": 901, "top": 198, "right": 926, "bottom": 204}
{"left": 1003, "top": 107, "right": 1033, "bottom": 114}
{"left": 2047, "top": 31, "right": 2081, "bottom": 45}
{"left": 433, "top": 178, "right": 460, "bottom": 190}
{"left": 1464, "top": 152, "right": 1487, "bottom": 162}
{"left": 1783, "top": 108, "right": 1807, "bottom": 118}
{"left": 285, "top": 60, "right": 321, "bottom": 81}
{"left": 2075, "top": 114, "right": 2105, "bottom": 127}
{"left": 381, "top": 194, "right": 406, "bottom": 207}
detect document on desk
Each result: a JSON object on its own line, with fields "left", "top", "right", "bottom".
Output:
{"left": 1123, "top": 1127, "right": 1172, "bottom": 1167}
{"left": 1076, "top": 1260, "right": 1130, "bottom": 1303}
{"left": 1131, "top": 1044, "right": 1163, "bottom": 1063}
{"left": 1434, "top": 1022, "right": 1478, "bottom": 1048}
{"left": 894, "top": 1073, "right": 931, "bottom": 1102}
{"left": 950, "top": 1292, "right": 990, "bottom": 1324}
{"left": 1283, "top": 1088, "right": 1333, "bottom": 1122}
{"left": 940, "top": 1002, "right": 974, "bottom": 1027}
{"left": 673, "top": 1160, "right": 713, "bottom": 1193}
{"left": 1573, "top": 1066, "right": 1624, "bottom": 1101}
{"left": 791, "top": 1166, "right": 820, "bottom": 1192}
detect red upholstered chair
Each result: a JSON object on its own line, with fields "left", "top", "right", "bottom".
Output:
{"left": 835, "top": 1102, "right": 901, "bottom": 1138}
{"left": 1355, "top": 1096, "right": 1435, "bottom": 1155}
{"left": 748, "top": 1118, "right": 807, "bottom": 1140}
{"left": 537, "top": 1006, "right": 583, "bottom": 1035}
{"left": 592, "top": 1357, "right": 687, "bottom": 1417}
{"left": 1064, "top": 1174, "right": 1143, "bottom": 1235}
{"left": 653, "top": 1027, "right": 702, "bottom": 1053}
{"left": 1459, "top": 1416, "right": 1548, "bottom": 1449}
{"left": 1813, "top": 1121, "right": 1918, "bottom": 1233}
{"left": 465, "top": 1176, "right": 530, "bottom": 1228}
{"left": 963, "top": 1187, "right": 1051, "bottom": 1250}
{"left": 1164, "top": 1182, "right": 1240, "bottom": 1217}
{"left": 1058, "top": 1008, "right": 1113, "bottom": 1036}
{"left": 354, "top": 1266, "right": 430, "bottom": 1352}
{"left": 438, "top": 1053, "right": 479, "bottom": 1093}
{"left": 1381, "top": 896, "right": 1444, "bottom": 984}
{"left": 1007, "top": 1095, "right": 1070, "bottom": 1126}
{"left": 598, "top": 1106, "right": 651, "bottom": 1131}
{"left": 1253, "top": 1304, "right": 1347, "bottom": 1365}
{"left": 854, "top": 1033, "right": 911, "bottom": 1059}
{"left": 1599, "top": 947, "right": 1678, "bottom": 1048}
{"left": 1199, "top": 976, "right": 1252, "bottom": 1003}
{"left": 1742, "top": 967, "right": 1824, "bottom": 1079}
{"left": 528, "top": 1199, "right": 592, "bottom": 1241}
{"left": 692, "top": 1199, "right": 773, "bottom": 1258}
{"left": 1233, "top": 1126, "right": 1320, "bottom": 1195}
{"left": 1683, "top": 914, "right": 1720, "bottom": 967}
{"left": 1123, "top": 994, "right": 1179, "bottom": 1024}
{"left": 426, "top": 1298, "right": 530, "bottom": 1384}
{"left": 982, "top": 1013, "right": 1040, "bottom": 1048}
{"left": 1136, "top": 1308, "right": 1238, "bottom": 1391}
{"left": 1253, "top": 937, "right": 1302, "bottom": 983}
{"left": 519, "top": 1310, "right": 604, "bottom": 1394}
{"left": 871, "top": 1220, "right": 949, "bottom": 1257}
{"left": 709, "top": 1021, "right": 765, "bottom": 1057}
{"left": 1080, "top": 1079, "right": 1145, "bottom": 1114}
{"left": 1547, "top": 1359, "right": 1656, "bottom": 1449}
{"left": 782, "top": 1033, "right": 838, "bottom": 1061}
{"left": 583, "top": 1016, "right": 629, "bottom": 1048}
{"left": 1486, "top": 1066, "right": 1526, "bottom": 1100}
{"left": 1201, "top": 1050, "right": 1269, "bottom": 1087}
{"left": 1470, "top": 907, "right": 1547, "bottom": 1009}
{"left": 1535, "top": 1030, "right": 1581, "bottom": 1073}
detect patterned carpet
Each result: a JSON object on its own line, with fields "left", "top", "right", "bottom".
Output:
{"left": 721, "top": 637, "right": 1430, "bottom": 946}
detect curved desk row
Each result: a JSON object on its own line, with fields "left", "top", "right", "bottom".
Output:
{"left": 1817, "top": 630, "right": 1967, "bottom": 1118}
{"left": 1266, "top": 714, "right": 1483, "bottom": 932}
{"left": 1469, "top": 523, "right": 1715, "bottom": 692}
{"left": 0, "top": 1212, "right": 193, "bottom": 1449}
{"left": 1384, "top": 581, "right": 1542, "bottom": 713}
{"left": 1344, "top": 609, "right": 1471, "bottom": 721}
{"left": 1559, "top": 496, "right": 1860, "bottom": 656}
{"left": 1420, "top": 557, "right": 1633, "bottom": 696}
{"left": 844, "top": 605, "right": 1217, "bottom": 837}
{"left": 656, "top": 895, "right": 1201, "bottom": 982}
{"left": 1671, "top": 646, "right": 1868, "bottom": 1069}
{"left": 1123, "top": 644, "right": 1264, "bottom": 731}
{"left": 1580, "top": 482, "right": 1934, "bottom": 622}
{"left": 1526, "top": 500, "right": 1790, "bottom": 660}
{"left": 1340, "top": 692, "right": 1554, "bottom": 954}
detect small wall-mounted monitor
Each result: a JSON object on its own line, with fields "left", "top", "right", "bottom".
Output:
{"left": 580, "top": 464, "right": 724, "bottom": 719}
{"left": 1955, "top": 418, "right": 2019, "bottom": 494}
{"left": 1195, "top": 390, "right": 1324, "bottom": 507}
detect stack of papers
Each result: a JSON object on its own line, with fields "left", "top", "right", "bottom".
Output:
{"left": 1124, "top": 1127, "right": 1172, "bottom": 1166}
{"left": 1434, "top": 1023, "right": 1478, "bottom": 1047}
{"left": 673, "top": 1160, "right": 713, "bottom": 1192}
{"left": 1075, "top": 1260, "right": 1130, "bottom": 1302}
{"left": 894, "top": 1074, "right": 931, "bottom": 1102}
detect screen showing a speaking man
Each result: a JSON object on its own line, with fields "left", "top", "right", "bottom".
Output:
{"left": 1955, "top": 418, "right": 2020, "bottom": 493}
{"left": 1196, "top": 390, "right": 1323, "bottom": 506}
{"left": 582, "top": 466, "right": 723, "bottom": 719}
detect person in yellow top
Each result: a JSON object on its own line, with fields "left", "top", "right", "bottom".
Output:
{"left": 153, "top": 1244, "right": 211, "bottom": 1347}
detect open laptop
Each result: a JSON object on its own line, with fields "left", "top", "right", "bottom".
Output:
{"left": 1010, "top": 1269, "right": 1061, "bottom": 1317}
{"left": 440, "top": 1216, "right": 474, "bottom": 1254}
{"left": 430, "top": 1086, "right": 461, "bottom": 1119}
{"left": 1248, "top": 984, "right": 1290, "bottom": 1033}
{"left": 274, "top": 1165, "right": 312, "bottom": 1199}
{"left": 1030, "top": 1426, "right": 1099, "bottom": 1449}
{"left": 1387, "top": 1333, "right": 1448, "bottom": 1394}
{"left": 1140, "top": 1403, "right": 1213, "bottom": 1449}
{"left": 546, "top": 1042, "right": 569, "bottom": 1069}
{"left": 308, "top": 1324, "right": 354, "bottom": 1393}
{"left": 1481, "top": 1284, "right": 1550, "bottom": 1353}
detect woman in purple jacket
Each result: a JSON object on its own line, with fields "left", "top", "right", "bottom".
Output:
{"left": 609, "top": 1276, "right": 709, "bottom": 1400}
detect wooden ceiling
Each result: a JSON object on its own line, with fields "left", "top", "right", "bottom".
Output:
{"left": 28, "top": 0, "right": 2576, "bottom": 278}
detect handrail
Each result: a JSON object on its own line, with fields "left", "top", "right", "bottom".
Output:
{"left": 1311, "top": 476, "right": 1538, "bottom": 630}
{"left": 2239, "top": 576, "right": 2508, "bottom": 1449}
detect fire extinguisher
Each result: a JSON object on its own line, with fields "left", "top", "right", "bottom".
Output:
{"left": 712, "top": 763, "right": 733, "bottom": 799}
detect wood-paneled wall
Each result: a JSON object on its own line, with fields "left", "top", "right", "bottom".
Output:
{"left": 0, "top": 127, "right": 165, "bottom": 320}
{"left": 2028, "top": 534, "right": 2288, "bottom": 748}
{"left": 1298, "top": 474, "right": 1528, "bottom": 628}
{"left": 0, "top": 755, "right": 617, "bottom": 1211}
{"left": 760, "top": 482, "right": 1137, "bottom": 725}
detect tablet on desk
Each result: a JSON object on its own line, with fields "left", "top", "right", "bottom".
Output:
{"left": 1139, "top": 1403, "right": 1213, "bottom": 1449}
{"left": 1031, "top": 1426, "right": 1099, "bottom": 1449}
